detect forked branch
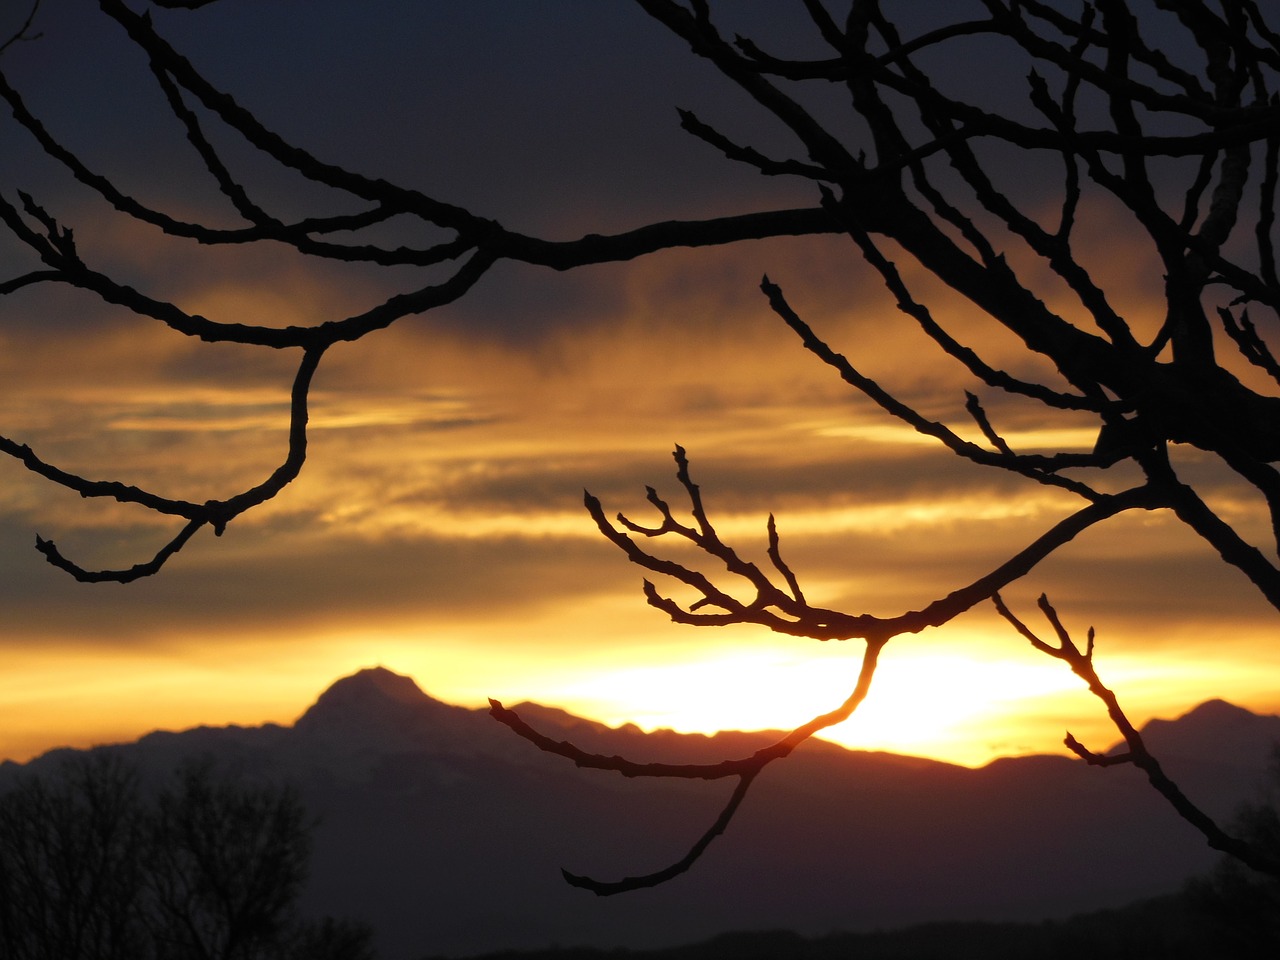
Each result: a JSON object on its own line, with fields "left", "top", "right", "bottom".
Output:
{"left": 494, "top": 444, "right": 1164, "bottom": 891}
{"left": 761, "top": 276, "right": 1115, "bottom": 502}
{"left": 588, "top": 447, "right": 1162, "bottom": 642}
{"left": 0, "top": 0, "right": 40, "bottom": 56}
{"left": 10, "top": 344, "right": 326, "bottom": 582}
{"left": 994, "top": 592, "right": 1280, "bottom": 878}
{"left": 584, "top": 445, "right": 872, "bottom": 641}
{"left": 0, "top": 3, "right": 845, "bottom": 580}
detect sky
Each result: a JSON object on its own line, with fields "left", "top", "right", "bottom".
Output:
{"left": 0, "top": 0, "right": 1278, "bottom": 769}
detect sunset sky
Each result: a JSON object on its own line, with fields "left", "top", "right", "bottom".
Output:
{"left": 1, "top": 0, "right": 1277, "bottom": 770}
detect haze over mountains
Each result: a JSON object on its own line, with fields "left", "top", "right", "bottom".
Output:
{"left": 3, "top": 667, "right": 1278, "bottom": 960}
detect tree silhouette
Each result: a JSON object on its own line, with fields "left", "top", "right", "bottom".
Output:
{"left": 146, "top": 760, "right": 315, "bottom": 960}
{"left": 0, "top": 754, "right": 148, "bottom": 959}
{"left": 1189, "top": 745, "right": 1280, "bottom": 955}
{"left": 0, "top": 753, "right": 374, "bottom": 960}
{"left": 3, "top": 0, "right": 1280, "bottom": 893}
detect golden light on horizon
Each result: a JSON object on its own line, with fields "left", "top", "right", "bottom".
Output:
{"left": 3, "top": 500, "right": 1279, "bottom": 768}
{"left": 496, "top": 628, "right": 1280, "bottom": 768}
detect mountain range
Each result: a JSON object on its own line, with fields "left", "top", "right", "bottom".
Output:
{"left": 3, "top": 667, "right": 1278, "bottom": 960}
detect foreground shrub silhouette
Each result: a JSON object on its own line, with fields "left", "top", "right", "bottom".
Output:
{"left": 0, "top": 753, "right": 374, "bottom": 960}
{"left": 1190, "top": 745, "right": 1280, "bottom": 956}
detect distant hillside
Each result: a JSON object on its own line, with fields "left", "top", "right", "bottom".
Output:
{"left": 3, "top": 667, "right": 1278, "bottom": 960}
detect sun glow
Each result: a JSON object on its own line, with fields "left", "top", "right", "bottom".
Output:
{"left": 509, "top": 621, "right": 1280, "bottom": 769}
{"left": 536, "top": 642, "right": 1096, "bottom": 767}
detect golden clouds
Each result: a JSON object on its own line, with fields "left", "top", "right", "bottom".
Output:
{"left": 1, "top": 175, "right": 1277, "bottom": 772}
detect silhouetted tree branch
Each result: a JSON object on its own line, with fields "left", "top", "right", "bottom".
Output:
{"left": 0, "top": 0, "right": 843, "bottom": 581}
{"left": 994, "top": 592, "right": 1280, "bottom": 878}
{"left": 0, "top": 2, "right": 40, "bottom": 56}
{"left": 505, "top": 0, "right": 1280, "bottom": 886}
{"left": 491, "top": 637, "right": 882, "bottom": 893}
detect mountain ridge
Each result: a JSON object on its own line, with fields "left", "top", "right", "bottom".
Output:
{"left": 3, "top": 667, "right": 1278, "bottom": 960}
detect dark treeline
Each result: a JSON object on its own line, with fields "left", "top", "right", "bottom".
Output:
{"left": 420, "top": 892, "right": 1267, "bottom": 960}
{"left": 0, "top": 752, "right": 374, "bottom": 960}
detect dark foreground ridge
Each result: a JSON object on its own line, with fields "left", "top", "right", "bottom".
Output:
{"left": 419, "top": 893, "right": 1259, "bottom": 960}
{"left": 3, "top": 667, "right": 1278, "bottom": 960}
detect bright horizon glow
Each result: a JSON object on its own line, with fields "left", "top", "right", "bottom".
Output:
{"left": 540, "top": 647, "right": 1094, "bottom": 768}
{"left": 3, "top": 610, "right": 1279, "bottom": 768}
{"left": 531, "top": 641, "right": 1280, "bottom": 768}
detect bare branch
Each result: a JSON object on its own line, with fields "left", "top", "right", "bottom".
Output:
{"left": 1259, "top": 125, "right": 1280, "bottom": 289}
{"left": 762, "top": 275, "right": 1114, "bottom": 501}
{"left": 994, "top": 593, "right": 1280, "bottom": 877}
{"left": 561, "top": 772, "right": 758, "bottom": 895}
{"left": 1220, "top": 306, "right": 1280, "bottom": 385}
{"left": 1141, "top": 448, "right": 1280, "bottom": 610}
{"left": 35, "top": 519, "right": 207, "bottom": 585}
{"left": 490, "top": 640, "right": 884, "bottom": 893}
{"left": 588, "top": 447, "right": 1161, "bottom": 643}
{"left": 677, "top": 108, "right": 832, "bottom": 180}
{"left": 1063, "top": 732, "right": 1132, "bottom": 767}
{"left": 964, "top": 392, "right": 1016, "bottom": 457}
{"left": 8, "top": 345, "right": 326, "bottom": 581}
{"left": 766, "top": 513, "right": 805, "bottom": 605}
{"left": 0, "top": 1, "right": 40, "bottom": 57}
